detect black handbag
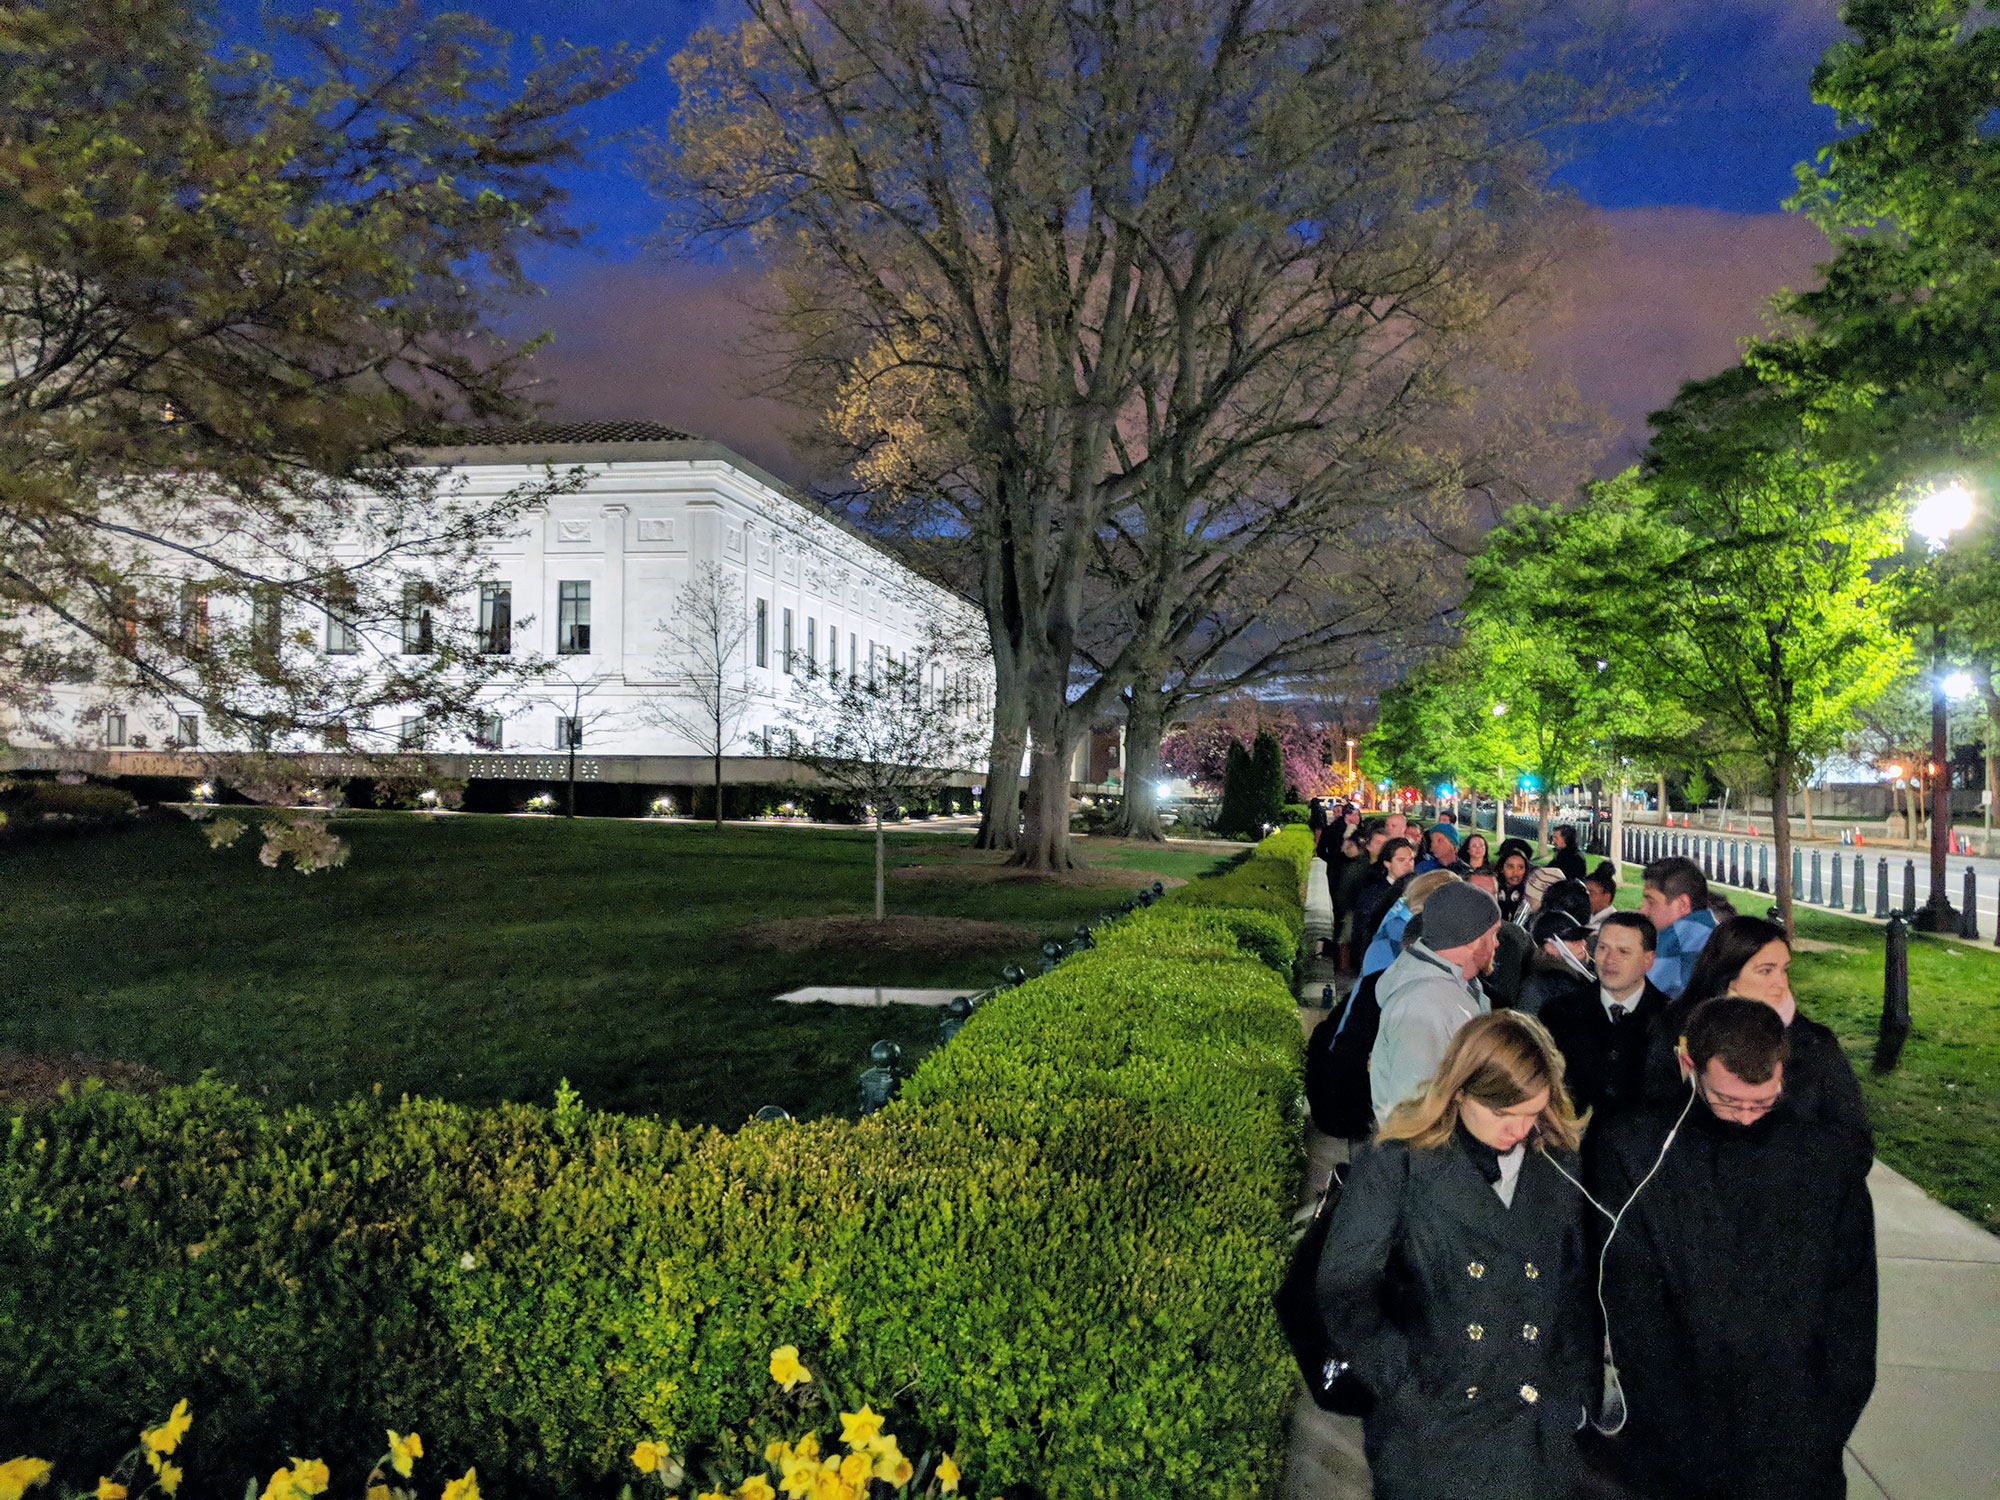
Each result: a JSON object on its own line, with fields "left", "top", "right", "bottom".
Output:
{"left": 1272, "top": 1162, "right": 1376, "bottom": 1416}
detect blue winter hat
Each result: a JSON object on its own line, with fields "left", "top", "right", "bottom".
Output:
{"left": 1427, "top": 823, "right": 1461, "bottom": 848}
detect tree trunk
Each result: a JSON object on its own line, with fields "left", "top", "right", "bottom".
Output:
{"left": 1110, "top": 687, "right": 1168, "bottom": 841}
{"left": 713, "top": 749, "right": 724, "bottom": 831}
{"left": 566, "top": 746, "right": 577, "bottom": 818}
{"left": 1772, "top": 752, "right": 1795, "bottom": 938}
{"left": 874, "top": 809, "right": 886, "bottom": 920}
{"left": 1537, "top": 784, "right": 1551, "bottom": 849}
{"left": 1801, "top": 782, "right": 1815, "bottom": 842}
{"left": 1658, "top": 773, "right": 1669, "bottom": 824}
{"left": 1011, "top": 720, "right": 1078, "bottom": 872}
{"left": 973, "top": 687, "right": 1027, "bottom": 851}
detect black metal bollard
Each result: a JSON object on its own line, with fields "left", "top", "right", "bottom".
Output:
{"left": 1962, "top": 867, "right": 1980, "bottom": 940}
{"left": 1830, "top": 853, "right": 1842, "bottom": 909}
{"left": 1701, "top": 837, "right": 1712, "bottom": 879}
{"left": 1903, "top": 859, "right": 1917, "bottom": 916}
{"left": 1792, "top": 848, "right": 1804, "bottom": 900}
{"left": 939, "top": 995, "right": 975, "bottom": 1045}
{"left": 1810, "top": 850, "right": 1823, "bottom": 904}
{"left": 1875, "top": 915, "right": 1911, "bottom": 1073}
{"left": 859, "top": 1039, "right": 905, "bottom": 1114}
{"left": 1759, "top": 844, "right": 1770, "bottom": 894}
{"left": 1853, "top": 854, "right": 1867, "bottom": 914}
{"left": 1876, "top": 858, "right": 1889, "bottom": 918}
{"left": 1729, "top": 841, "right": 1741, "bottom": 887}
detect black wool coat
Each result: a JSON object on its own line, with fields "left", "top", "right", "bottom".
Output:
{"left": 1584, "top": 1102, "right": 1878, "bottom": 1500}
{"left": 1538, "top": 979, "right": 1669, "bottom": 1119}
{"left": 1642, "top": 1000, "right": 1875, "bottom": 1175}
{"left": 1316, "top": 1136, "right": 1595, "bottom": 1500}
{"left": 1481, "top": 922, "right": 1536, "bottom": 1012}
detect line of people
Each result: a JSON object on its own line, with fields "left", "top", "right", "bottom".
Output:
{"left": 1300, "top": 801, "right": 1878, "bottom": 1500}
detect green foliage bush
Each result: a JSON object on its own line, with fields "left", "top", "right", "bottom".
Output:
{"left": 1159, "top": 826, "right": 1313, "bottom": 944}
{"left": 1214, "top": 739, "right": 1255, "bottom": 836}
{"left": 1279, "top": 802, "right": 1310, "bottom": 825}
{"left": 5, "top": 778, "right": 139, "bottom": 822}
{"left": 1, "top": 836, "right": 1308, "bottom": 1499}
{"left": 1249, "top": 732, "right": 1285, "bottom": 830}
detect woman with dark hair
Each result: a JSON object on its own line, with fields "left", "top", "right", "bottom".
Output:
{"left": 1548, "top": 825, "right": 1587, "bottom": 882}
{"left": 1352, "top": 837, "right": 1419, "bottom": 953}
{"left": 1317, "top": 1011, "right": 1595, "bottom": 1500}
{"left": 1646, "top": 915, "right": 1873, "bottom": 1170}
{"left": 1454, "top": 831, "right": 1490, "bottom": 876}
{"left": 1493, "top": 843, "right": 1532, "bottom": 927}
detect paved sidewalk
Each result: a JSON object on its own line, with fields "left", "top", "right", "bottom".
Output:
{"left": 1285, "top": 973, "right": 2000, "bottom": 1499}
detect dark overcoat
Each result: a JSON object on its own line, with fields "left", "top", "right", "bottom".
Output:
{"left": 1316, "top": 1136, "right": 1595, "bottom": 1500}
{"left": 1585, "top": 1102, "right": 1878, "bottom": 1500}
{"left": 1537, "top": 978, "right": 1670, "bottom": 1118}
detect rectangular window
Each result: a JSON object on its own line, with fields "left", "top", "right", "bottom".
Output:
{"left": 400, "top": 716, "right": 428, "bottom": 749}
{"left": 556, "top": 715, "right": 582, "bottom": 749}
{"left": 325, "top": 607, "right": 359, "bottom": 655}
{"left": 782, "top": 608, "right": 794, "bottom": 675}
{"left": 806, "top": 617, "right": 817, "bottom": 676}
{"left": 472, "top": 713, "right": 503, "bottom": 750}
{"left": 478, "top": 583, "right": 512, "bottom": 656}
{"left": 558, "top": 581, "right": 591, "bottom": 654}
{"left": 868, "top": 639, "right": 877, "bottom": 688}
{"left": 103, "top": 711, "right": 127, "bottom": 747}
{"left": 850, "top": 633, "right": 858, "bottom": 682}
{"left": 174, "top": 714, "right": 199, "bottom": 747}
{"left": 756, "top": 599, "right": 769, "bottom": 668}
{"left": 401, "top": 586, "right": 435, "bottom": 654}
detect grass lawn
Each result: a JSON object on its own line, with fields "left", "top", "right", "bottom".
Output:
{"left": 1612, "top": 860, "right": 2000, "bottom": 1231}
{"left": 0, "top": 813, "right": 1227, "bottom": 1129}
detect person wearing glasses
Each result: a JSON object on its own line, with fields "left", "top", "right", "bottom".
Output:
{"left": 1587, "top": 998, "right": 1877, "bottom": 1500}
{"left": 1643, "top": 915, "right": 1872, "bottom": 1174}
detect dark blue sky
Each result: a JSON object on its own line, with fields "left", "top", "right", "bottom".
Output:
{"left": 333, "top": 0, "right": 1851, "bottom": 266}
{"left": 237, "top": 0, "right": 1854, "bottom": 472}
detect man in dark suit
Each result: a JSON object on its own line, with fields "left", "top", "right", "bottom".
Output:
{"left": 1537, "top": 912, "right": 1666, "bottom": 1118}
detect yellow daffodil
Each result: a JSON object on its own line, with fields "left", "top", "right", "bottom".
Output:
{"left": 736, "top": 1482, "right": 776, "bottom": 1500}
{"left": 768, "top": 1345, "right": 811, "bottom": 1392}
{"left": 0, "top": 1460, "right": 52, "bottom": 1500}
{"left": 95, "top": 1481, "right": 127, "bottom": 1500}
{"left": 776, "top": 1463, "right": 814, "bottom": 1500}
{"left": 696, "top": 1492, "right": 729, "bottom": 1500}
{"left": 387, "top": 1431, "right": 423, "bottom": 1479}
{"left": 869, "top": 1438, "right": 910, "bottom": 1486}
{"left": 367, "top": 1487, "right": 392, "bottom": 1500}
{"left": 936, "top": 1454, "right": 960, "bottom": 1495}
{"left": 764, "top": 1440, "right": 790, "bottom": 1466}
{"left": 290, "top": 1460, "right": 330, "bottom": 1498}
{"left": 837, "top": 1452, "right": 871, "bottom": 1489}
{"left": 440, "top": 1470, "right": 479, "bottom": 1500}
{"left": 630, "top": 1442, "right": 670, "bottom": 1476}
{"left": 141, "top": 1399, "right": 193, "bottom": 1459}
{"left": 794, "top": 1435, "right": 820, "bottom": 1463}
{"left": 864, "top": 1434, "right": 902, "bottom": 1463}
{"left": 837, "top": 1407, "right": 884, "bottom": 1449}
{"left": 156, "top": 1467, "right": 181, "bottom": 1499}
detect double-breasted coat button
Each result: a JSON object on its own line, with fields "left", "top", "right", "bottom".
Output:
{"left": 1467, "top": 1323, "right": 1483, "bottom": 1341}
{"left": 1524, "top": 1262, "right": 1539, "bottom": 1280}
{"left": 1522, "top": 1323, "right": 1539, "bottom": 1341}
{"left": 1519, "top": 1384, "right": 1539, "bottom": 1404}
{"left": 1466, "top": 1386, "right": 1479, "bottom": 1400}
{"left": 1468, "top": 1261, "right": 1486, "bottom": 1279}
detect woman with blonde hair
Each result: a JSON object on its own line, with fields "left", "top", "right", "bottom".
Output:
{"left": 1315, "top": 1011, "right": 1596, "bottom": 1500}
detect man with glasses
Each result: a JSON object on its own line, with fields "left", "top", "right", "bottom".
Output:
{"left": 1584, "top": 998, "right": 1877, "bottom": 1500}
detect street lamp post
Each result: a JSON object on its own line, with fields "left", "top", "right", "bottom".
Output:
{"left": 1909, "top": 483, "right": 1975, "bottom": 931}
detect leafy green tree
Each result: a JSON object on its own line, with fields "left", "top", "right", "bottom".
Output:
{"left": 0, "top": 0, "right": 634, "bottom": 864}
{"left": 1368, "top": 641, "right": 1519, "bottom": 825}
{"left": 1216, "top": 740, "right": 1257, "bottom": 838}
{"left": 1564, "top": 378, "right": 1910, "bottom": 934}
{"left": 1250, "top": 731, "right": 1286, "bottom": 833}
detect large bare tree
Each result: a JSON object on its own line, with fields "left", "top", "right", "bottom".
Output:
{"left": 641, "top": 561, "right": 758, "bottom": 828}
{"left": 655, "top": 0, "right": 1602, "bottom": 869}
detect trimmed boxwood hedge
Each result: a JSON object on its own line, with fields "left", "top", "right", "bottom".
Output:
{"left": 0, "top": 834, "right": 1307, "bottom": 1498}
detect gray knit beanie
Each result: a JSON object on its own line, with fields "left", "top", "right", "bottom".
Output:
{"left": 1421, "top": 882, "right": 1501, "bottom": 951}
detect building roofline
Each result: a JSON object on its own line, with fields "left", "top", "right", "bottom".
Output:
{"left": 414, "top": 435, "right": 978, "bottom": 618}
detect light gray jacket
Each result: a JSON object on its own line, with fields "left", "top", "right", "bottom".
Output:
{"left": 1369, "top": 938, "right": 1491, "bottom": 1127}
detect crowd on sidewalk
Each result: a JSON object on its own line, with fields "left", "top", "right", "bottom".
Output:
{"left": 1293, "top": 798, "right": 1877, "bottom": 1500}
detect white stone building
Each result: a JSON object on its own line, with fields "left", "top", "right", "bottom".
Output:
{"left": 5, "top": 422, "right": 993, "bottom": 796}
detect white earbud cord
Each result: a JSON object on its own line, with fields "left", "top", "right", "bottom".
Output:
{"left": 1543, "top": 1075, "right": 1698, "bottom": 1436}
